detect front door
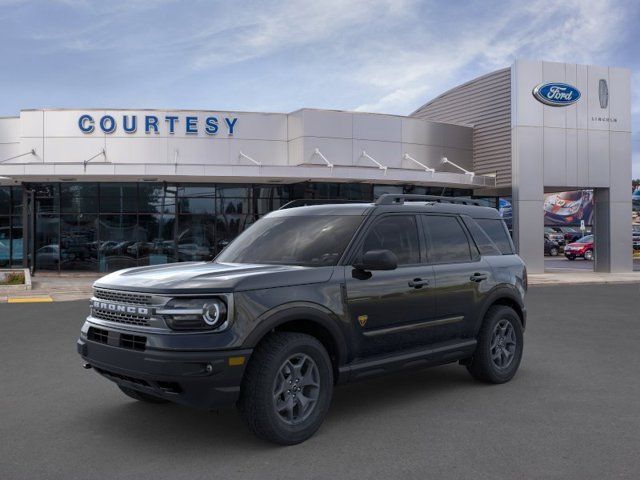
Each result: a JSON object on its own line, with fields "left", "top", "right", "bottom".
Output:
{"left": 344, "top": 214, "right": 436, "bottom": 357}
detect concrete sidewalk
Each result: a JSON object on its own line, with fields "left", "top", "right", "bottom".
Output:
{"left": 0, "top": 273, "right": 100, "bottom": 303}
{"left": 529, "top": 271, "right": 640, "bottom": 286}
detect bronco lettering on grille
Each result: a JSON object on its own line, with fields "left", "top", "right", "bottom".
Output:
{"left": 92, "top": 300, "right": 150, "bottom": 316}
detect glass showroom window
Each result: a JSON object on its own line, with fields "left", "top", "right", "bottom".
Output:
{"left": 17, "top": 182, "right": 498, "bottom": 272}
{"left": 0, "top": 186, "right": 23, "bottom": 268}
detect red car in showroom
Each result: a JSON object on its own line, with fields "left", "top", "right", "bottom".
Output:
{"left": 564, "top": 234, "right": 594, "bottom": 261}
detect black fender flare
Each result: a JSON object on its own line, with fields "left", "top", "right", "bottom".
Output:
{"left": 242, "top": 302, "right": 350, "bottom": 366}
{"left": 475, "top": 286, "right": 526, "bottom": 335}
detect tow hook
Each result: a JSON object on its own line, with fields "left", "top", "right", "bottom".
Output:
{"left": 82, "top": 363, "right": 92, "bottom": 370}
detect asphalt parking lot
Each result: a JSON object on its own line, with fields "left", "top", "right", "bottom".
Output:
{"left": 2, "top": 284, "right": 640, "bottom": 479}
{"left": 544, "top": 256, "right": 640, "bottom": 271}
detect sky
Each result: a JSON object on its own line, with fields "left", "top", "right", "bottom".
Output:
{"left": 0, "top": 0, "right": 638, "bottom": 175}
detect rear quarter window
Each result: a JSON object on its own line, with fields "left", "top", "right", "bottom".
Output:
{"left": 475, "top": 218, "right": 514, "bottom": 255}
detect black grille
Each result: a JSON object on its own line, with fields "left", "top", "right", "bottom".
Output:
{"left": 92, "top": 309, "right": 151, "bottom": 327}
{"left": 87, "top": 327, "right": 109, "bottom": 344}
{"left": 94, "top": 367, "right": 150, "bottom": 387}
{"left": 93, "top": 288, "right": 152, "bottom": 305}
{"left": 120, "top": 333, "right": 147, "bottom": 351}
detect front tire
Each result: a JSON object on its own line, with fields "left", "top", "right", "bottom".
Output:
{"left": 118, "top": 385, "right": 169, "bottom": 404}
{"left": 467, "top": 306, "right": 523, "bottom": 384}
{"left": 239, "top": 332, "right": 333, "bottom": 445}
{"left": 549, "top": 247, "right": 559, "bottom": 256}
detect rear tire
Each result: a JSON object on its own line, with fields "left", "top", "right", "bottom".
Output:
{"left": 238, "top": 332, "right": 333, "bottom": 445}
{"left": 584, "top": 249, "right": 594, "bottom": 261}
{"left": 118, "top": 385, "right": 169, "bottom": 404}
{"left": 467, "top": 306, "right": 523, "bottom": 384}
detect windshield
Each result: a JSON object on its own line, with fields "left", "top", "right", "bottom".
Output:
{"left": 216, "top": 215, "right": 364, "bottom": 266}
{"left": 576, "top": 235, "right": 593, "bottom": 243}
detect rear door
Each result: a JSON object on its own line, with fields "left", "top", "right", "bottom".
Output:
{"left": 344, "top": 214, "right": 436, "bottom": 357}
{"left": 421, "top": 214, "right": 492, "bottom": 340}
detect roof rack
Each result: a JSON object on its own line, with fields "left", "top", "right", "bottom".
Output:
{"left": 375, "top": 194, "right": 484, "bottom": 206}
{"left": 279, "top": 199, "right": 366, "bottom": 210}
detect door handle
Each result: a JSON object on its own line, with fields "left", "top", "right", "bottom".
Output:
{"left": 408, "top": 278, "right": 429, "bottom": 288}
{"left": 470, "top": 272, "right": 488, "bottom": 282}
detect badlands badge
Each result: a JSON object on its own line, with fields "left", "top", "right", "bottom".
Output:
{"left": 358, "top": 315, "right": 368, "bottom": 327}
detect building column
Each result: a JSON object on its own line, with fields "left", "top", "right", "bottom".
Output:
{"left": 593, "top": 188, "right": 632, "bottom": 272}
{"left": 512, "top": 197, "right": 545, "bottom": 274}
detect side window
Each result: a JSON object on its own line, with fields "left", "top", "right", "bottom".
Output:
{"left": 361, "top": 215, "right": 420, "bottom": 265}
{"left": 476, "top": 219, "right": 514, "bottom": 254}
{"left": 422, "top": 215, "right": 472, "bottom": 263}
{"left": 463, "top": 217, "right": 501, "bottom": 256}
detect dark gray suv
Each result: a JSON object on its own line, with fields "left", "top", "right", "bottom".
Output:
{"left": 77, "top": 194, "right": 527, "bottom": 444}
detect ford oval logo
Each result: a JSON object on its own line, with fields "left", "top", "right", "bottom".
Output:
{"left": 532, "top": 82, "right": 581, "bottom": 106}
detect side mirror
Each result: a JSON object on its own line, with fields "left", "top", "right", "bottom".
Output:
{"left": 354, "top": 249, "right": 398, "bottom": 271}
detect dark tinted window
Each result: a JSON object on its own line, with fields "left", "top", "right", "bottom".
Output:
{"left": 361, "top": 215, "right": 420, "bottom": 265}
{"left": 217, "top": 215, "right": 363, "bottom": 266}
{"left": 0, "top": 188, "right": 10, "bottom": 215}
{"left": 0, "top": 216, "right": 9, "bottom": 267}
{"left": 464, "top": 218, "right": 501, "bottom": 256}
{"left": 476, "top": 219, "right": 514, "bottom": 254}
{"left": 423, "top": 215, "right": 471, "bottom": 263}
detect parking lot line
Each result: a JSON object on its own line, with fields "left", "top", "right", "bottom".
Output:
{"left": 7, "top": 296, "right": 54, "bottom": 303}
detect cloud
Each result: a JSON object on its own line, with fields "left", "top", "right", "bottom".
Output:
{"left": 351, "top": 0, "right": 629, "bottom": 113}
{"left": 190, "top": 0, "right": 415, "bottom": 70}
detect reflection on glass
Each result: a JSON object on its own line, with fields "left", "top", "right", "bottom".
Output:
{"left": 179, "top": 197, "right": 215, "bottom": 214}
{"left": 0, "top": 216, "right": 9, "bottom": 267}
{"left": 61, "top": 183, "right": 99, "bottom": 214}
{"left": 11, "top": 186, "right": 23, "bottom": 216}
{"left": 35, "top": 214, "right": 60, "bottom": 270}
{"left": 11, "top": 216, "right": 23, "bottom": 267}
{"left": 218, "top": 197, "right": 250, "bottom": 215}
{"left": 98, "top": 215, "right": 137, "bottom": 271}
{"left": 0, "top": 188, "right": 10, "bottom": 215}
{"left": 61, "top": 214, "right": 98, "bottom": 270}
{"left": 139, "top": 184, "right": 175, "bottom": 214}
{"left": 137, "top": 214, "right": 176, "bottom": 265}
{"left": 177, "top": 215, "right": 215, "bottom": 261}
{"left": 177, "top": 185, "right": 215, "bottom": 197}
{"left": 218, "top": 186, "right": 249, "bottom": 198}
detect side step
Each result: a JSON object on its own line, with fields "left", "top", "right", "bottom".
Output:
{"left": 338, "top": 339, "right": 477, "bottom": 383}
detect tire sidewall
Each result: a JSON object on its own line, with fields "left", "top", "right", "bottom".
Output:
{"left": 255, "top": 336, "right": 333, "bottom": 444}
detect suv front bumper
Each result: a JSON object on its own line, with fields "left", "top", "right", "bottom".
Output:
{"left": 77, "top": 332, "right": 252, "bottom": 409}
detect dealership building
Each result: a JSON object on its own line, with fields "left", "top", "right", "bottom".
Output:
{"left": 0, "top": 60, "right": 632, "bottom": 273}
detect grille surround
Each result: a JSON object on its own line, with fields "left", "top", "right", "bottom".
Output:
{"left": 93, "top": 288, "right": 153, "bottom": 306}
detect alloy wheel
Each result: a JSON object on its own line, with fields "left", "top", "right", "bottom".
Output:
{"left": 272, "top": 353, "right": 320, "bottom": 425}
{"left": 490, "top": 319, "right": 517, "bottom": 370}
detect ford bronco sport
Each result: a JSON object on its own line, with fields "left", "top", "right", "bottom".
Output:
{"left": 77, "top": 194, "right": 527, "bottom": 444}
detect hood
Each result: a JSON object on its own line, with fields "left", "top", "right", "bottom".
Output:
{"left": 567, "top": 241, "right": 592, "bottom": 248}
{"left": 94, "top": 261, "right": 335, "bottom": 294}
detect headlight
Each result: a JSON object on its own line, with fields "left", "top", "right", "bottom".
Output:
{"left": 159, "top": 298, "right": 228, "bottom": 331}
